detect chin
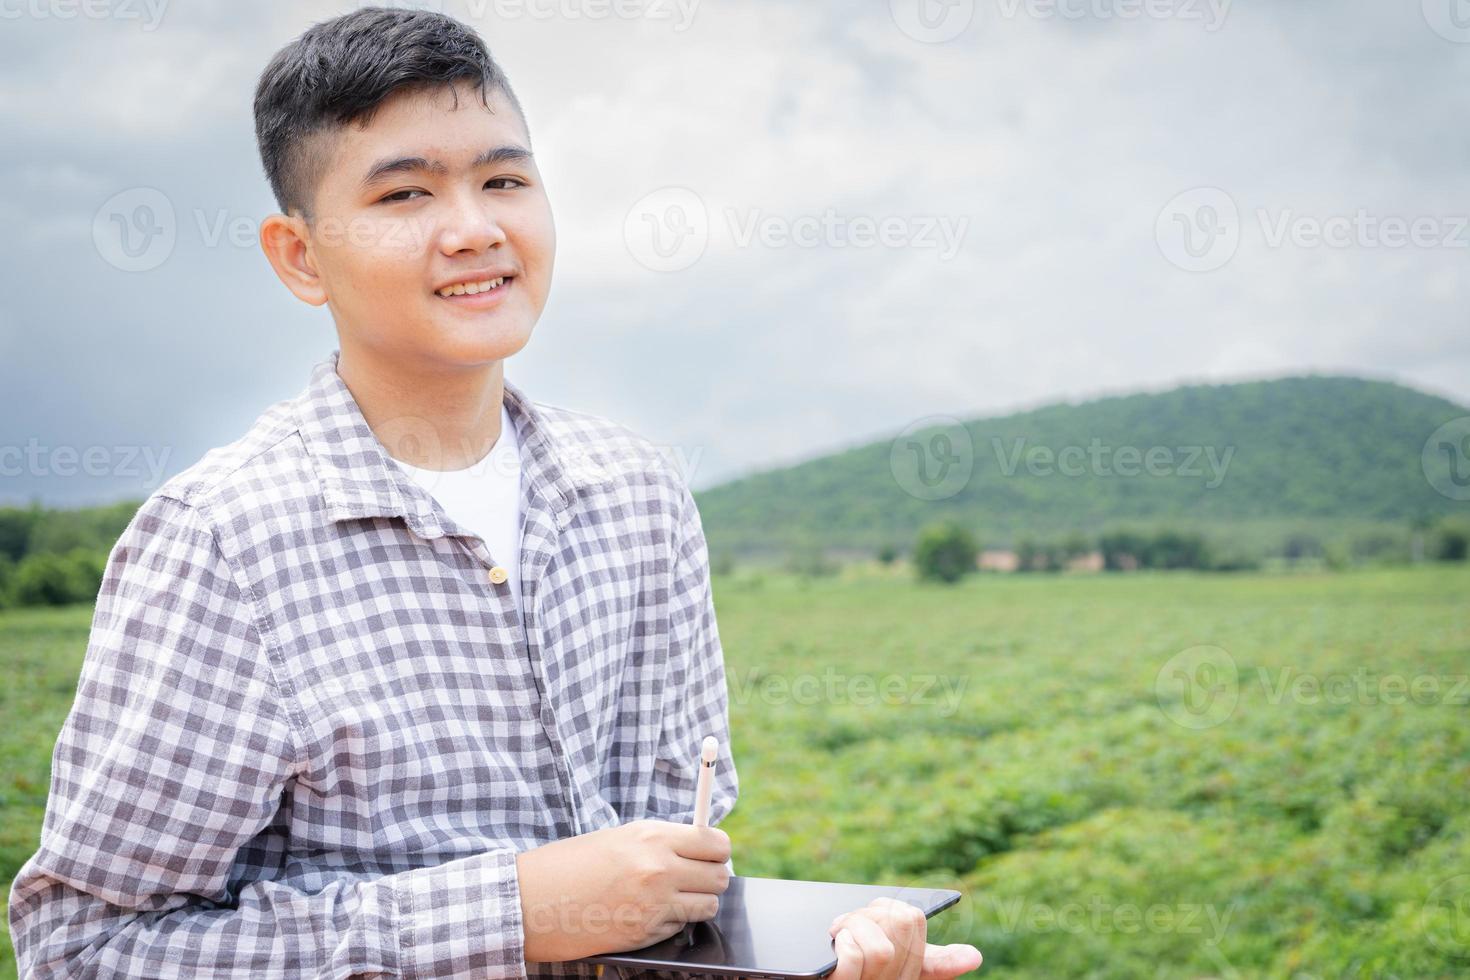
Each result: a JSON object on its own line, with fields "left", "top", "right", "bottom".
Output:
{"left": 430, "top": 320, "right": 536, "bottom": 365}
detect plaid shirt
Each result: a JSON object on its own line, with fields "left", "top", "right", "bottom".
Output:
{"left": 8, "top": 350, "right": 739, "bottom": 979}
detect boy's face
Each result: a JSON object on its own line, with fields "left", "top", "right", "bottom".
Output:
{"left": 273, "top": 81, "right": 554, "bottom": 372}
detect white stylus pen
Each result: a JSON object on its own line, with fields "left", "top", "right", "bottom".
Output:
{"left": 693, "top": 735, "right": 718, "bottom": 828}
{"left": 681, "top": 735, "right": 719, "bottom": 946}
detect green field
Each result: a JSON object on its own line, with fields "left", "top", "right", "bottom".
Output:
{"left": 3, "top": 566, "right": 1468, "bottom": 977}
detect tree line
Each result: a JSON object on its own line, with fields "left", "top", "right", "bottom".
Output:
{"left": 904, "top": 519, "right": 1470, "bottom": 584}
{"left": 0, "top": 500, "right": 137, "bottom": 609}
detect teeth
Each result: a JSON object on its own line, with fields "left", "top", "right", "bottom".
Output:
{"left": 438, "top": 276, "right": 505, "bottom": 298}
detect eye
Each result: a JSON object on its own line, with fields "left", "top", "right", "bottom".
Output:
{"left": 379, "top": 188, "right": 426, "bottom": 204}
{"left": 486, "top": 177, "right": 526, "bottom": 190}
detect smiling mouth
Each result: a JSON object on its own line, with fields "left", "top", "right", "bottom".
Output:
{"left": 436, "top": 275, "right": 513, "bottom": 299}
{"left": 432, "top": 276, "right": 514, "bottom": 307}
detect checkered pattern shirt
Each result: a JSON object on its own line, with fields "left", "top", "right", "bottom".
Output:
{"left": 7, "top": 350, "right": 739, "bottom": 979}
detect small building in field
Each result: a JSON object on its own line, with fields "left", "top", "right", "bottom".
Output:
{"left": 978, "top": 549, "right": 1019, "bottom": 572}
{"left": 1066, "top": 550, "right": 1105, "bottom": 573}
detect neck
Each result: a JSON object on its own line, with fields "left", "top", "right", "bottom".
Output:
{"left": 336, "top": 342, "right": 506, "bottom": 472}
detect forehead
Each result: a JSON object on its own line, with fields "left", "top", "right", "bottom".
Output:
{"left": 332, "top": 82, "right": 528, "bottom": 166}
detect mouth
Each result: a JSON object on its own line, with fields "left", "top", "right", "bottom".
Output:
{"left": 434, "top": 275, "right": 514, "bottom": 308}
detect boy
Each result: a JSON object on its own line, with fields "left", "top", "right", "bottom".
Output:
{"left": 8, "top": 8, "right": 982, "bottom": 979}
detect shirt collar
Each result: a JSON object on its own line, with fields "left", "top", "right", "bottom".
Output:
{"left": 294, "top": 349, "right": 604, "bottom": 538}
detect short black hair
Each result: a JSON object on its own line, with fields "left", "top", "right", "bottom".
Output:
{"left": 253, "top": 6, "right": 527, "bottom": 223}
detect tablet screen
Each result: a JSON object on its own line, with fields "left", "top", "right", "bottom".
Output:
{"left": 579, "top": 875, "right": 963, "bottom": 979}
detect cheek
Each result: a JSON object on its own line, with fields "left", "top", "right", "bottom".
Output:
{"left": 334, "top": 266, "right": 399, "bottom": 315}
{"left": 516, "top": 198, "right": 557, "bottom": 271}
{"left": 316, "top": 222, "right": 421, "bottom": 302}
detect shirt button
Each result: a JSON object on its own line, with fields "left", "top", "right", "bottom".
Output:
{"left": 488, "top": 565, "right": 509, "bottom": 585}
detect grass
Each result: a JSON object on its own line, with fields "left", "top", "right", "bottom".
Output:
{"left": 714, "top": 564, "right": 1470, "bottom": 978}
{"left": 1, "top": 605, "right": 94, "bottom": 979}
{"left": 2, "top": 566, "right": 1468, "bottom": 977}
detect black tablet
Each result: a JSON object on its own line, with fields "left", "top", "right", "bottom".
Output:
{"left": 578, "top": 875, "right": 964, "bottom": 980}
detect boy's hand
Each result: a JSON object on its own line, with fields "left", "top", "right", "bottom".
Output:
{"left": 827, "top": 898, "right": 983, "bottom": 980}
{"left": 515, "top": 818, "right": 731, "bottom": 962}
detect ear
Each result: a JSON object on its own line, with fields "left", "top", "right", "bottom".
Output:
{"left": 259, "top": 212, "right": 328, "bottom": 306}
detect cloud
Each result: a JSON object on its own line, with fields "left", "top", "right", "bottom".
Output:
{"left": 1, "top": 0, "right": 1466, "bottom": 506}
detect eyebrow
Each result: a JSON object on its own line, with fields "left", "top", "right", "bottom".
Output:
{"left": 359, "top": 144, "right": 534, "bottom": 190}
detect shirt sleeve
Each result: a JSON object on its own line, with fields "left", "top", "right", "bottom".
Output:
{"left": 644, "top": 479, "right": 740, "bottom": 833}
{"left": 5, "top": 493, "right": 527, "bottom": 980}
{"left": 630, "top": 486, "right": 742, "bottom": 980}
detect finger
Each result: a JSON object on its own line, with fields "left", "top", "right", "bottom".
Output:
{"left": 876, "top": 899, "right": 923, "bottom": 975}
{"left": 862, "top": 899, "right": 926, "bottom": 948}
{"left": 861, "top": 899, "right": 927, "bottom": 980}
{"left": 673, "top": 889, "right": 724, "bottom": 923}
{"left": 829, "top": 898, "right": 904, "bottom": 937}
{"left": 666, "top": 824, "right": 732, "bottom": 863}
{"left": 827, "top": 927, "right": 864, "bottom": 980}
{"left": 638, "top": 914, "right": 690, "bottom": 947}
{"left": 642, "top": 890, "right": 721, "bottom": 933}
{"left": 669, "top": 852, "right": 733, "bottom": 896}
{"left": 829, "top": 900, "right": 922, "bottom": 943}
{"left": 828, "top": 907, "right": 864, "bottom": 936}
{"left": 841, "top": 913, "right": 901, "bottom": 980}
{"left": 918, "top": 942, "right": 984, "bottom": 980}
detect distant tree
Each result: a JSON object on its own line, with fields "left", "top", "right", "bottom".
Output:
{"left": 1061, "top": 531, "right": 1091, "bottom": 560}
{"left": 12, "top": 553, "right": 75, "bottom": 606}
{"left": 1351, "top": 531, "right": 1405, "bottom": 564}
{"left": 0, "top": 553, "right": 14, "bottom": 609}
{"left": 914, "top": 521, "right": 979, "bottom": 584}
{"left": 27, "top": 499, "right": 139, "bottom": 556}
{"left": 62, "top": 549, "right": 106, "bottom": 601}
{"left": 1434, "top": 523, "right": 1469, "bottom": 562}
{"left": 1151, "top": 529, "right": 1211, "bottom": 569}
{"left": 1208, "top": 551, "right": 1261, "bottom": 572}
{"left": 1099, "top": 528, "right": 1210, "bottom": 570}
{"left": 1099, "top": 529, "right": 1149, "bottom": 571}
{"left": 0, "top": 503, "right": 42, "bottom": 562}
{"left": 1282, "top": 532, "right": 1325, "bottom": 562}
{"left": 1015, "top": 537, "right": 1039, "bottom": 572}
{"left": 876, "top": 543, "right": 899, "bottom": 565}
{"left": 27, "top": 518, "right": 93, "bottom": 556}
{"left": 9, "top": 549, "right": 105, "bottom": 607}
{"left": 1014, "top": 536, "right": 1064, "bottom": 572}
{"left": 710, "top": 549, "right": 735, "bottom": 576}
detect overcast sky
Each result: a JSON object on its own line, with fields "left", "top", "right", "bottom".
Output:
{"left": 2, "top": 0, "right": 1468, "bottom": 507}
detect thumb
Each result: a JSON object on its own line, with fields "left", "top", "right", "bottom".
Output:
{"left": 919, "top": 941, "right": 983, "bottom": 979}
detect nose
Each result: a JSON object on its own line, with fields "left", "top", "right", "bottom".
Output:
{"left": 438, "top": 190, "right": 507, "bottom": 255}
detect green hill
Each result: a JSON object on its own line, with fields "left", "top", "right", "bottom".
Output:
{"left": 693, "top": 375, "right": 1470, "bottom": 561}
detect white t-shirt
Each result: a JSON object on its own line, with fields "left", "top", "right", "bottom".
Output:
{"left": 390, "top": 401, "right": 524, "bottom": 620}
